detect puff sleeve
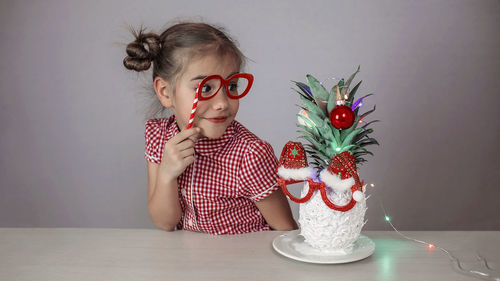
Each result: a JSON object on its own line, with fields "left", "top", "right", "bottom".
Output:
{"left": 238, "top": 140, "right": 279, "bottom": 202}
{"left": 144, "top": 119, "right": 163, "bottom": 164}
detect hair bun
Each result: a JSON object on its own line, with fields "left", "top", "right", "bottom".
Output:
{"left": 123, "top": 32, "right": 161, "bottom": 72}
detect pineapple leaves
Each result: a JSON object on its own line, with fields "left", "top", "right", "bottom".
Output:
{"left": 346, "top": 80, "right": 362, "bottom": 106}
{"left": 357, "top": 138, "right": 379, "bottom": 147}
{"left": 292, "top": 81, "right": 314, "bottom": 101}
{"left": 351, "top": 93, "right": 373, "bottom": 110}
{"left": 327, "top": 86, "right": 337, "bottom": 115}
{"left": 320, "top": 118, "right": 335, "bottom": 143}
{"left": 353, "top": 128, "right": 373, "bottom": 144}
{"left": 342, "top": 65, "right": 360, "bottom": 98}
{"left": 337, "top": 78, "right": 344, "bottom": 90}
{"left": 297, "top": 116, "right": 318, "bottom": 135}
{"left": 293, "top": 68, "right": 379, "bottom": 165}
{"left": 359, "top": 105, "right": 376, "bottom": 121}
{"left": 354, "top": 151, "right": 374, "bottom": 157}
{"left": 305, "top": 146, "right": 328, "bottom": 170}
{"left": 340, "top": 144, "right": 359, "bottom": 153}
{"left": 306, "top": 74, "right": 329, "bottom": 103}
{"left": 333, "top": 126, "right": 341, "bottom": 144}
{"left": 353, "top": 148, "right": 374, "bottom": 157}
{"left": 305, "top": 149, "right": 329, "bottom": 165}
{"left": 355, "top": 158, "right": 368, "bottom": 164}
{"left": 306, "top": 75, "right": 329, "bottom": 116}
{"left": 305, "top": 111, "right": 326, "bottom": 132}
{"left": 362, "top": 120, "right": 380, "bottom": 129}
{"left": 292, "top": 88, "right": 314, "bottom": 102}
{"left": 341, "top": 128, "right": 363, "bottom": 147}
{"left": 345, "top": 65, "right": 360, "bottom": 88}
{"left": 299, "top": 95, "right": 326, "bottom": 119}
{"left": 340, "top": 118, "right": 359, "bottom": 141}
{"left": 299, "top": 135, "right": 325, "bottom": 152}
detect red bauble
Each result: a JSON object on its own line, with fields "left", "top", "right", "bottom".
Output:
{"left": 329, "top": 105, "right": 355, "bottom": 129}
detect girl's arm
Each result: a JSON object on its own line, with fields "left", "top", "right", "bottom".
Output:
{"left": 254, "top": 189, "right": 298, "bottom": 231}
{"left": 147, "top": 162, "right": 182, "bottom": 231}
{"left": 147, "top": 128, "right": 200, "bottom": 231}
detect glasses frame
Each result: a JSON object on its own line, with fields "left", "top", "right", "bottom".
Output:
{"left": 195, "top": 73, "right": 254, "bottom": 101}
{"left": 277, "top": 178, "right": 362, "bottom": 212}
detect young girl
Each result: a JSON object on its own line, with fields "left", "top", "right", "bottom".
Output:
{"left": 123, "top": 22, "right": 298, "bottom": 234}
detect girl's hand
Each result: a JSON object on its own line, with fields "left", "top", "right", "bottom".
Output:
{"left": 158, "top": 127, "right": 201, "bottom": 182}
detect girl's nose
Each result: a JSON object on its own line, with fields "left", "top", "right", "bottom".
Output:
{"left": 211, "top": 87, "right": 230, "bottom": 110}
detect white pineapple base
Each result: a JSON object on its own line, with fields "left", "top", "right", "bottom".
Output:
{"left": 298, "top": 181, "right": 367, "bottom": 256}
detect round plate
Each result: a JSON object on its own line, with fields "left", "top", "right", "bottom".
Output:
{"left": 272, "top": 230, "right": 375, "bottom": 264}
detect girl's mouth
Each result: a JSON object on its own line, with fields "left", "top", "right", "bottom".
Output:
{"left": 205, "top": 116, "right": 228, "bottom": 123}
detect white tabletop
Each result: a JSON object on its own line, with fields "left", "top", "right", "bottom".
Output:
{"left": 0, "top": 228, "right": 499, "bottom": 281}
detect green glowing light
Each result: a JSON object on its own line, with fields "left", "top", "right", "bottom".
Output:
{"left": 385, "top": 216, "right": 391, "bottom": 222}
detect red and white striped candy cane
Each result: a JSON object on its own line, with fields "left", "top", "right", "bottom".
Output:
{"left": 186, "top": 87, "right": 199, "bottom": 129}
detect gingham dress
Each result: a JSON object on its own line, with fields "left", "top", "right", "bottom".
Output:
{"left": 145, "top": 116, "right": 279, "bottom": 234}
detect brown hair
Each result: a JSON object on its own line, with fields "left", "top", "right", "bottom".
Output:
{"left": 123, "top": 22, "right": 246, "bottom": 119}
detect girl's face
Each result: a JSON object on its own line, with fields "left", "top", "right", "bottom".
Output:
{"left": 167, "top": 53, "right": 240, "bottom": 139}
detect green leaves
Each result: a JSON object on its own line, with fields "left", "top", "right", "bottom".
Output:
{"left": 359, "top": 105, "right": 376, "bottom": 121}
{"left": 341, "top": 128, "right": 363, "bottom": 147}
{"left": 291, "top": 67, "right": 379, "bottom": 166}
{"left": 346, "top": 81, "right": 363, "bottom": 106}
{"left": 292, "top": 81, "right": 314, "bottom": 101}
{"left": 345, "top": 66, "right": 360, "bottom": 90}
{"left": 352, "top": 128, "right": 373, "bottom": 144}
{"left": 342, "top": 65, "right": 360, "bottom": 98}
{"left": 304, "top": 108, "right": 326, "bottom": 129}
{"left": 361, "top": 119, "right": 380, "bottom": 129}
{"left": 357, "top": 138, "right": 379, "bottom": 147}
{"left": 306, "top": 75, "right": 329, "bottom": 116}
{"left": 327, "top": 86, "right": 337, "bottom": 115}
{"left": 306, "top": 75, "right": 329, "bottom": 103}
{"left": 333, "top": 126, "right": 341, "bottom": 144}
{"left": 292, "top": 88, "right": 313, "bottom": 102}
{"left": 299, "top": 95, "right": 326, "bottom": 119}
{"left": 297, "top": 117, "right": 318, "bottom": 135}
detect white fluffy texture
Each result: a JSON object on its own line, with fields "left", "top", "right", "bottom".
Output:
{"left": 277, "top": 166, "right": 313, "bottom": 180}
{"left": 298, "top": 182, "right": 367, "bottom": 253}
{"left": 353, "top": 190, "right": 364, "bottom": 202}
{"left": 319, "top": 169, "right": 355, "bottom": 192}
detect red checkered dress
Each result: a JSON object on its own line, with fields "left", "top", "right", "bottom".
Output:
{"left": 145, "top": 116, "right": 279, "bottom": 235}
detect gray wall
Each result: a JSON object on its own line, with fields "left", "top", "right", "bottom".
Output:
{"left": 1, "top": 0, "right": 499, "bottom": 230}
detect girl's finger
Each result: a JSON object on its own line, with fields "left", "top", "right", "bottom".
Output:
{"left": 182, "top": 155, "right": 195, "bottom": 166}
{"left": 171, "top": 127, "right": 201, "bottom": 145}
{"left": 187, "top": 133, "right": 200, "bottom": 143}
{"left": 176, "top": 138, "right": 196, "bottom": 151}
{"left": 179, "top": 148, "right": 195, "bottom": 159}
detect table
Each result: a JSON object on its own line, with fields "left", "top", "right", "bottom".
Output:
{"left": 0, "top": 228, "right": 499, "bottom": 281}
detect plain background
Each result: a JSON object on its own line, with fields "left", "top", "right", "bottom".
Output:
{"left": 1, "top": 0, "right": 499, "bottom": 230}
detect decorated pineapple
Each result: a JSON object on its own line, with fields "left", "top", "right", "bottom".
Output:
{"left": 277, "top": 66, "right": 378, "bottom": 254}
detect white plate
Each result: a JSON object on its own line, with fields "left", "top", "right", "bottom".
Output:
{"left": 272, "top": 230, "right": 375, "bottom": 264}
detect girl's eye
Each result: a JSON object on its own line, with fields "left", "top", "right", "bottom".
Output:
{"left": 201, "top": 85, "right": 212, "bottom": 93}
{"left": 228, "top": 83, "right": 238, "bottom": 92}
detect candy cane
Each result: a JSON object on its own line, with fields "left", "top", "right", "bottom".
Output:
{"left": 186, "top": 87, "right": 199, "bottom": 129}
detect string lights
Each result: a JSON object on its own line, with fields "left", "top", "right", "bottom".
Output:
{"left": 375, "top": 187, "right": 499, "bottom": 281}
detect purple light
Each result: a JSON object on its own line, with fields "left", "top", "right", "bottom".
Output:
{"left": 311, "top": 172, "right": 321, "bottom": 183}
{"left": 304, "top": 85, "right": 313, "bottom": 97}
{"left": 352, "top": 97, "right": 367, "bottom": 110}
